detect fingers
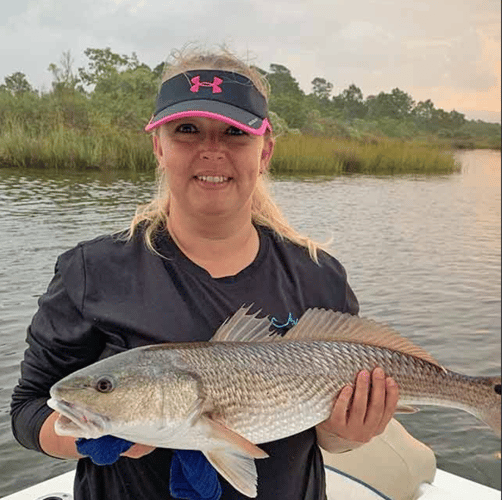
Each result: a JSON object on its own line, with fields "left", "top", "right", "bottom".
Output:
{"left": 350, "top": 370, "right": 372, "bottom": 426}
{"left": 330, "top": 385, "right": 354, "bottom": 428}
{"left": 364, "top": 367, "right": 388, "bottom": 431}
{"left": 379, "top": 376, "right": 399, "bottom": 433}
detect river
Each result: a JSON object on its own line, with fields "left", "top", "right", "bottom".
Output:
{"left": 0, "top": 149, "right": 500, "bottom": 496}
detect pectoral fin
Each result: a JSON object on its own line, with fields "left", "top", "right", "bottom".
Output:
{"left": 202, "top": 416, "right": 268, "bottom": 497}
{"left": 205, "top": 448, "right": 259, "bottom": 497}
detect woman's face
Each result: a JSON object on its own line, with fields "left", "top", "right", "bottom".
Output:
{"left": 153, "top": 117, "right": 274, "bottom": 222}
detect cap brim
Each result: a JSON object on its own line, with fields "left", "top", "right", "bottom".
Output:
{"left": 145, "top": 100, "right": 270, "bottom": 135}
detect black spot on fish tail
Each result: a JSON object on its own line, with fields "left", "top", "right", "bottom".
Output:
{"left": 495, "top": 384, "right": 501, "bottom": 395}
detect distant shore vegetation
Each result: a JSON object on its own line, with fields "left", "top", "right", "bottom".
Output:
{"left": 0, "top": 48, "right": 500, "bottom": 174}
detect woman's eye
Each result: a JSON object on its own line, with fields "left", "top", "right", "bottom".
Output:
{"left": 226, "top": 126, "right": 247, "bottom": 136}
{"left": 176, "top": 124, "right": 198, "bottom": 134}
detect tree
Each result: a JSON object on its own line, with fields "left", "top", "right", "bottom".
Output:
{"left": 0, "top": 72, "right": 33, "bottom": 95}
{"left": 267, "top": 64, "right": 304, "bottom": 97}
{"left": 333, "top": 84, "right": 367, "bottom": 121}
{"left": 78, "top": 47, "right": 131, "bottom": 87}
{"left": 46, "top": 51, "right": 89, "bottom": 129}
{"left": 411, "top": 100, "right": 465, "bottom": 132}
{"left": 447, "top": 110, "right": 466, "bottom": 131}
{"left": 269, "top": 94, "right": 307, "bottom": 129}
{"left": 269, "top": 63, "right": 291, "bottom": 75}
{"left": 153, "top": 62, "right": 166, "bottom": 80}
{"left": 266, "top": 64, "right": 306, "bottom": 128}
{"left": 301, "top": 109, "right": 351, "bottom": 137}
{"left": 389, "top": 88, "right": 414, "bottom": 118}
{"left": 367, "top": 88, "right": 414, "bottom": 119}
{"left": 412, "top": 99, "right": 436, "bottom": 124}
{"left": 311, "top": 77, "right": 333, "bottom": 100}
{"left": 48, "top": 51, "right": 80, "bottom": 92}
{"left": 340, "top": 84, "right": 363, "bottom": 103}
{"left": 88, "top": 64, "right": 159, "bottom": 129}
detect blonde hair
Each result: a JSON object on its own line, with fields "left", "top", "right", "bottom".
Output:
{"left": 128, "top": 46, "right": 323, "bottom": 262}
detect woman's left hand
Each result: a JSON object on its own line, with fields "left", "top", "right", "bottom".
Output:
{"left": 317, "top": 367, "right": 399, "bottom": 444}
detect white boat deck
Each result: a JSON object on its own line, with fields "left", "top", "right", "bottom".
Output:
{"left": 3, "top": 467, "right": 500, "bottom": 500}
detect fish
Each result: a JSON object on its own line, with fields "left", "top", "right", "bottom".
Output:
{"left": 47, "top": 306, "right": 501, "bottom": 497}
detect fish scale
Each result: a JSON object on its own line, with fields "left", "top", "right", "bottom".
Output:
{"left": 160, "top": 340, "right": 493, "bottom": 444}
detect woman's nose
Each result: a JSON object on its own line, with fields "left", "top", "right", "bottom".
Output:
{"left": 198, "top": 129, "right": 227, "bottom": 161}
{"left": 200, "top": 150, "right": 225, "bottom": 161}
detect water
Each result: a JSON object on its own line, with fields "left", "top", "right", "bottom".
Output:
{"left": 0, "top": 150, "right": 500, "bottom": 496}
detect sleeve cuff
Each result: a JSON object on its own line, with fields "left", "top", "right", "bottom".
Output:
{"left": 11, "top": 397, "right": 54, "bottom": 454}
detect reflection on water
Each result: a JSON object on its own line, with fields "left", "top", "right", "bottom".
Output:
{"left": 0, "top": 150, "right": 500, "bottom": 496}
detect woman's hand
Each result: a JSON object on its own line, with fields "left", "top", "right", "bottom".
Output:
{"left": 317, "top": 367, "right": 399, "bottom": 444}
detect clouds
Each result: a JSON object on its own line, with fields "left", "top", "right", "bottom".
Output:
{"left": 0, "top": 0, "right": 500, "bottom": 121}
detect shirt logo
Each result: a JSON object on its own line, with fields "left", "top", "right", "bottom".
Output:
{"left": 190, "top": 76, "right": 223, "bottom": 94}
{"left": 270, "top": 312, "right": 298, "bottom": 331}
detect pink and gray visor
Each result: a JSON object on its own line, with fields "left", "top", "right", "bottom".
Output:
{"left": 145, "top": 70, "right": 272, "bottom": 135}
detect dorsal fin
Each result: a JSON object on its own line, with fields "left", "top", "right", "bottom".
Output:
{"left": 211, "top": 306, "right": 441, "bottom": 367}
{"left": 211, "top": 305, "right": 274, "bottom": 342}
{"left": 283, "top": 309, "right": 441, "bottom": 366}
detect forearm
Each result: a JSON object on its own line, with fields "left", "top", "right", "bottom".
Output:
{"left": 39, "top": 411, "right": 83, "bottom": 460}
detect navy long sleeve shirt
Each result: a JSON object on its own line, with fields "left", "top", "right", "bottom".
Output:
{"left": 11, "top": 226, "right": 358, "bottom": 500}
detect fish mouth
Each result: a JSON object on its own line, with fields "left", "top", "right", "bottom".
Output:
{"left": 47, "top": 398, "right": 108, "bottom": 439}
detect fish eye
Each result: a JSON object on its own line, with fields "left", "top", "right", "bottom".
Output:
{"left": 495, "top": 384, "right": 501, "bottom": 395}
{"left": 95, "top": 376, "right": 116, "bottom": 393}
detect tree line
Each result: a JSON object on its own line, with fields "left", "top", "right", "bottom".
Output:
{"left": 1, "top": 48, "right": 500, "bottom": 148}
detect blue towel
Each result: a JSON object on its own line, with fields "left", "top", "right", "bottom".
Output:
{"left": 75, "top": 436, "right": 221, "bottom": 500}
{"left": 170, "top": 449, "right": 222, "bottom": 500}
{"left": 76, "top": 435, "right": 134, "bottom": 465}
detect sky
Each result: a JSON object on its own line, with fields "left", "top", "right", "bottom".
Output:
{"left": 1, "top": 0, "right": 500, "bottom": 123}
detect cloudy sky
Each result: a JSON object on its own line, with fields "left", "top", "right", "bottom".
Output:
{"left": 1, "top": 0, "right": 500, "bottom": 122}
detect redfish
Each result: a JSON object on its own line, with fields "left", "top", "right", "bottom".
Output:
{"left": 48, "top": 306, "right": 501, "bottom": 497}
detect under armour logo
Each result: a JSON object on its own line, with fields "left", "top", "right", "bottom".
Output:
{"left": 190, "top": 76, "right": 223, "bottom": 93}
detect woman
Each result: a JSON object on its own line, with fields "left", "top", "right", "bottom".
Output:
{"left": 11, "top": 48, "right": 398, "bottom": 500}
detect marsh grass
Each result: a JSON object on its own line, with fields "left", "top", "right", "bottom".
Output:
{"left": 0, "top": 119, "right": 459, "bottom": 175}
{"left": 271, "top": 135, "right": 460, "bottom": 175}
{"left": 0, "top": 119, "right": 155, "bottom": 171}
{"left": 271, "top": 135, "right": 345, "bottom": 174}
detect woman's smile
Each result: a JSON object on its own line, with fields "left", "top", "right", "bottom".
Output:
{"left": 194, "top": 174, "right": 232, "bottom": 186}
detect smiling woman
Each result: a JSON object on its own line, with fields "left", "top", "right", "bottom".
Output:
{"left": 11, "top": 47, "right": 401, "bottom": 500}
{"left": 130, "top": 49, "right": 326, "bottom": 261}
{"left": 151, "top": 116, "right": 273, "bottom": 277}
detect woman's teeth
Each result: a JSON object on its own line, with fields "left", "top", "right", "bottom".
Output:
{"left": 196, "top": 175, "right": 230, "bottom": 183}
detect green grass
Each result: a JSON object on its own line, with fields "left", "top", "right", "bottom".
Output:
{"left": 271, "top": 135, "right": 460, "bottom": 175}
{"left": 0, "top": 119, "right": 155, "bottom": 171}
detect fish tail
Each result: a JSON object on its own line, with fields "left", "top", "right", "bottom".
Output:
{"left": 475, "top": 376, "right": 501, "bottom": 437}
